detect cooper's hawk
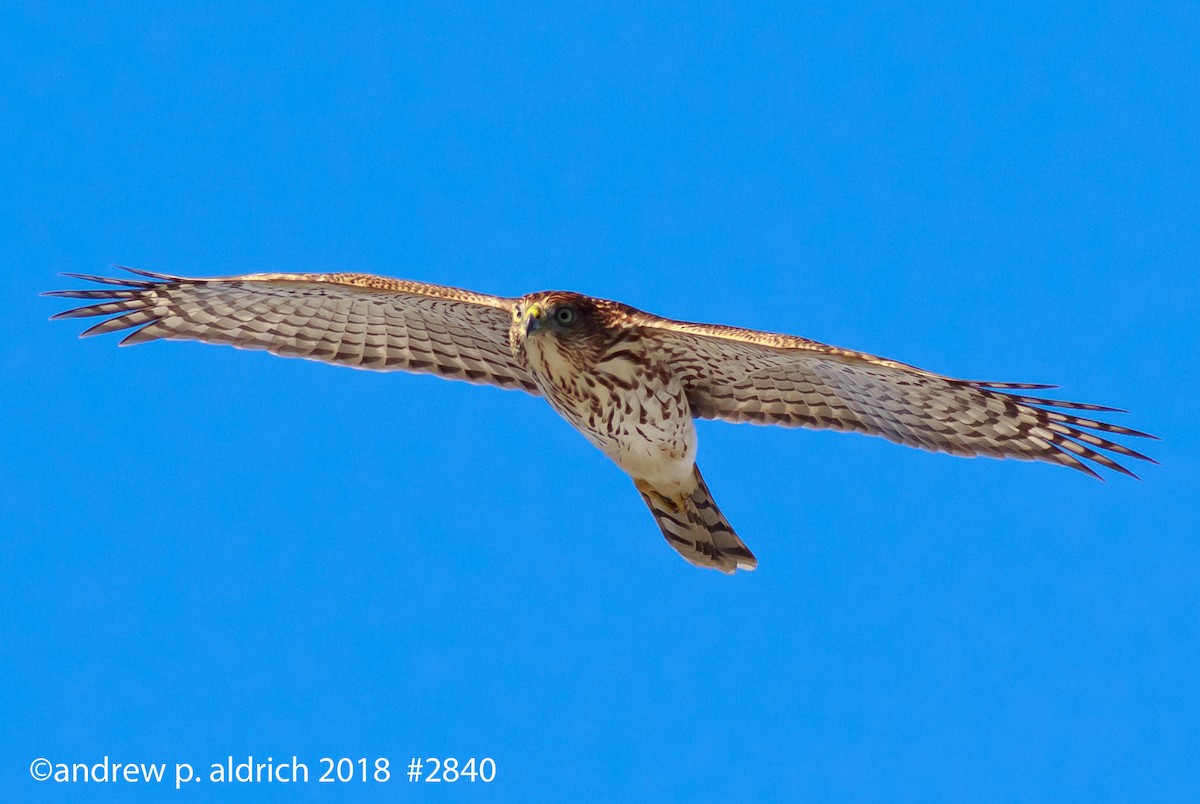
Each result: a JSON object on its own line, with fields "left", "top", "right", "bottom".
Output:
{"left": 48, "top": 268, "right": 1155, "bottom": 573}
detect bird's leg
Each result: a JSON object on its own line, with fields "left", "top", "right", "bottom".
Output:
{"left": 634, "top": 479, "right": 689, "bottom": 516}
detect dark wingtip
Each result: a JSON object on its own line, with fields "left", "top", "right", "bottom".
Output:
{"left": 45, "top": 270, "right": 157, "bottom": 298}
{"left": 967, "top": 380, "right": 1060, "bottom": 391}
{"left": 1098, "top": 424, "right": 1158, "bottom": 440}
{"left": 115, "top": 265, "right": 176, "bottom": 280}
{"left": 1038, "top": 398, "right": 1126, "bottom": 413}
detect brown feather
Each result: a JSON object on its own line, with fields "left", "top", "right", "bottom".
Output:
{"left": 47, "top": 268, "right": 539, "bottom": 392}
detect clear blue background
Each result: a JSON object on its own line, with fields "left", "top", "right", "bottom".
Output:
{"left": 3, "top": 2, "right": 1197, "bottom": 800}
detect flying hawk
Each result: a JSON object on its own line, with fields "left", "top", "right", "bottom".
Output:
{"left": 47, "top": 268, "right": 1155, "bottom": 573}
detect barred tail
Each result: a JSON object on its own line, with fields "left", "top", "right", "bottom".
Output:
{"left": 636, "top": 466, "right": 757, "bottom": 573}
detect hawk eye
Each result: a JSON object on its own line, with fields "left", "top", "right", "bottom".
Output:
{"left": 555, "top": 307, "right": 576, "bottom": 325}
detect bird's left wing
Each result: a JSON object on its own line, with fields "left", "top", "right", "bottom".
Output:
{"left": 47, "top": 268, "right": 539, "bottom": 392}
{"left": 637, "top": 314, "right": 1156, "bottom": 479}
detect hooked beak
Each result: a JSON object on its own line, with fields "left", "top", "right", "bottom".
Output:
{"left": 523, "top": 303, "right": 545, "bottom": 334}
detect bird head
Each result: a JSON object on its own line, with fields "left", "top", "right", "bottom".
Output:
{"left": 520, "top": 291, "right": 590, "bottom": 336}
{"left": 514, "top": 291, "right": 601, "bottom": 342}
{"left": 510, "top": 291, "right": 622, "bottom": 371}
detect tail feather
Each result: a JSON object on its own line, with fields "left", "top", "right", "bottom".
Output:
{"left": 636, "top": 466, "right": 757, "bottom": 573}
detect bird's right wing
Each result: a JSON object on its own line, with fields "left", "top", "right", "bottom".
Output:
{"left": 47, "top": 267, "right": 539, "bottom": 393}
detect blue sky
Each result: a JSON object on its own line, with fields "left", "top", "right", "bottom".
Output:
{"left": 3, "top": 2, "right": 1198, "bottom": 800}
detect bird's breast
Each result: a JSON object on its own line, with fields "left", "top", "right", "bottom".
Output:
{"left": 525, "top": 336, "right": 697, "bottom": 489}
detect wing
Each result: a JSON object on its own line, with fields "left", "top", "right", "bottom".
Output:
{"left": 46, "top": 267, "right": 538, "bottom": 392}
{"left": 638, "top": 315, "right": 1156, "bottom": 479}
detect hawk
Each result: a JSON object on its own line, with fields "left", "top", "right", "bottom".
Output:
{"left": 47, "top": 268, "right": 1155, "bottom": 573}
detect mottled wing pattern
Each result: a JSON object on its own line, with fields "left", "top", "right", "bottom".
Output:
{"left": 47, "top": 268, "right": 538, "bottom": 392}
{"left": 639, "top": 316, "right": 1156, "bottom": 479}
